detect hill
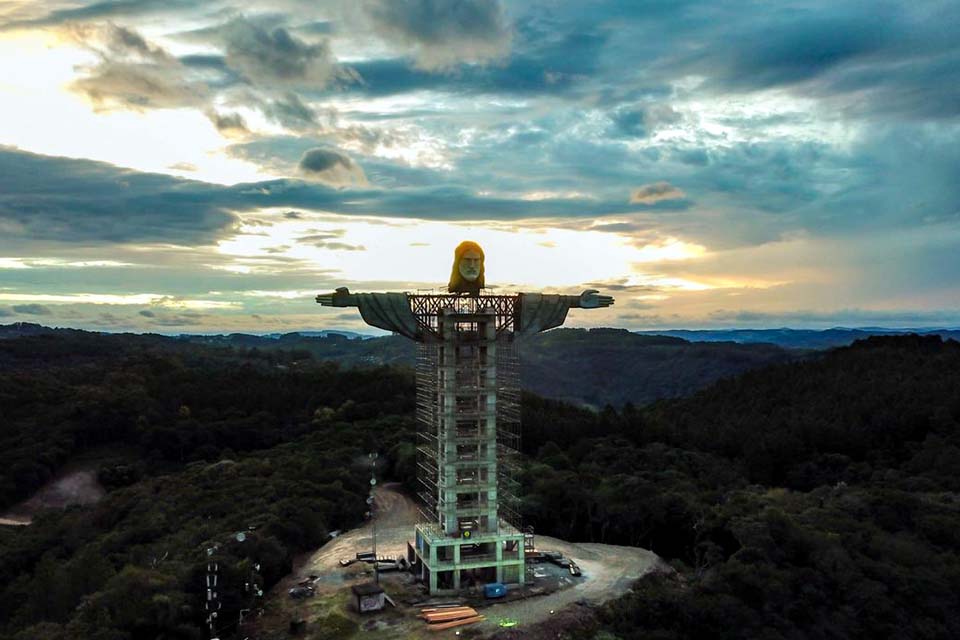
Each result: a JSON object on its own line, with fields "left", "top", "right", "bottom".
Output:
{"left": 522, "top": 328, "right": 798, "bottom": 406}
{"left": 513, "top": 334, "right": 960, "bottom": 639}
{"left": 0, "top": 323, "right": 804, "bottom": 408}
{"left": 3, "top": 329, "right": 959, "bottom": 639}
{"left": 638, "top": 326, "right": 960, "bottom": 349}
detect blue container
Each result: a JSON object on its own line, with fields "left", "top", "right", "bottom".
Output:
{"left": 484, "top": 582, "right": 507, "bottom": 599}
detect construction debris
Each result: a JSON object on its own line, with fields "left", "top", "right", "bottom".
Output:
{"left": 419, "top": 606, "right": 485, "bottom": 631}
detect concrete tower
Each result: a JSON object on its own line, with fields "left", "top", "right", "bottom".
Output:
{"left": 316, "top": 241, "right": 614, "bottom": 595}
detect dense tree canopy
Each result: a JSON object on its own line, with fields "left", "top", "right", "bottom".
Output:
{"left": 2, "top": 330, "right": 959, "bottom": 639}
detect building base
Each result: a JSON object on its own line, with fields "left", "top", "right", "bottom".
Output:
{"left": 413, "top": 521, "right": 525, "bottom": 595}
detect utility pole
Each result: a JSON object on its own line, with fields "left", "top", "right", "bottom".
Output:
{"left": 368, "top": 452, "right": 379, "bottom": 585}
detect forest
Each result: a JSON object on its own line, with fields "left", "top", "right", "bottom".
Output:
{"left": 1, "top": 329, "right": 959, "bottom": 639}
{"left": 1, "top": 323, "right": 802, "bottom": 408}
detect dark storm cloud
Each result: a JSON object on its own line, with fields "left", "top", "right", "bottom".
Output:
{"left": 685, "top": 11, "right": 895, "bottom": 91}
{"left": 0, "top": 147, "right": 237, "bottom": 243}
{"left": 362, "top": 0, "right": 511, "bottom": 70}
{"left": 12, "top": 304, "right": 52, "bottom": 316}
{"left": 0, "top": 147, "right": 692, "bottom": 248}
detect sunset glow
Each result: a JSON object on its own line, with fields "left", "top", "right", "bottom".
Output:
{"left": 0, "top": 1, "right": 956, "bottom": 332}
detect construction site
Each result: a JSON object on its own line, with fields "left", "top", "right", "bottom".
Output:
{"left": 256, "top": 482, "right": 661, "bottom": 638}
{"left": 274, "top": 251, "right": 657, "bottom": 636}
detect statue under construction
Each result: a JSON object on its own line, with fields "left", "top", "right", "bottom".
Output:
{"left": 316, "top": 241, "right": 613, "bottom": 595}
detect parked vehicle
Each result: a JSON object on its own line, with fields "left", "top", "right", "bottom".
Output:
{"left": 288, "top": 586, "right": 315, "bottom": 599}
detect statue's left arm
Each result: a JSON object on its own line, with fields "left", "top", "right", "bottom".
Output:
{"left": 516, "top": 289, "right": 614, "bottom": 337}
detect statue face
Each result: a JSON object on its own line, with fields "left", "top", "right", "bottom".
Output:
{"left": 458, "top": 250, "right": 482, "bottom": 282}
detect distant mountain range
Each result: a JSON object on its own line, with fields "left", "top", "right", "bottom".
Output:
{"left": 3, "top": 323, "right": 957, "bottom": 407}
{"left": 636, "top": 327, "right": 960, "bottom": 349}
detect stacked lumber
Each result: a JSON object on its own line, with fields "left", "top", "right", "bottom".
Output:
{"left": 419, "top": 606, "right": 485, "bottom": 630}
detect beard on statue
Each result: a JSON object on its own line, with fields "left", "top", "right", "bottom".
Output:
{"left": 448, "top": 240, "right": 485, "bottom": 295}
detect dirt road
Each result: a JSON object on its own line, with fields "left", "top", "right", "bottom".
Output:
{"left": 0, "top": 469, "right": 105, "bottom": 526}
{"left": 476, "top": 533, "right": 661, "bottom": 631}
{"left": 278, "top": 483, "right": 662, "bottom": 636}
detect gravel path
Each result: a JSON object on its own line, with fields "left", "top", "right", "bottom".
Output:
{"left": 286, "top": 483, "right": 664, "bottom": 634}
{"left": 298, "top": 482, "right": 420, "bottom": 586}
{"left": 477, "top": 534, "right": 661, "bottom": 630}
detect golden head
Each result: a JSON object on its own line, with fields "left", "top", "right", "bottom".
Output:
{"left": 448, "top": 241, "right": 485, "bottom": 295}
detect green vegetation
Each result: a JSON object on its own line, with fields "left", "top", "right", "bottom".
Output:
{"left": 3, "top": 329, "right": 959, "bottom": 639}
{"left": 0, "top": 333, "right": 415, "bottom": 639}
{"left": 522, "top": 328, "right": 800, "bottom": 407}
{"left": 517, "top": 335, "right": 960, "bottom": 639}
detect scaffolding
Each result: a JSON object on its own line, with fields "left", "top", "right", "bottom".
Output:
{"left": 411, "top": 295, "right": 525, "bottom": 594}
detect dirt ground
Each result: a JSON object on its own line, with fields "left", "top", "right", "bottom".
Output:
{"left": 0, "top": 468, "right": 105, "bottom": 526}
{"left": 256, "top": 483, "right": 663, "bottom": 639}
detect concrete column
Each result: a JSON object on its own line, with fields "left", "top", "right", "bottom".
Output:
{"left": 440, "top": 314, "right": 459, "bottom": 534}
{"left": 483, "top": 318, "right": 499, "bottom": 533}
{"left": 518, "top": 543, "right": 526, "bottom": 585}
{"left": 429, "top": 544, "right": 438, "bottom": 592}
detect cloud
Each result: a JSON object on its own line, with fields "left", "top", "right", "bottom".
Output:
{"left": 59, "top": 18, "right": 346, "bottom": 139}
{"left": 206, "top": 110, "right": 249, "bottom": 137}
{"left": 0, "top": 0, "right": 202, "bottom": 30}
{"left": 0, "top": 146, "right": 694, "bottom": 251}
{"left": 609, "top": 108, "right": 646, "bottom": 138}
{"left": 298, "top": 148, "right": 367, "bottom": 186}
{"left": 72, "top": 61, "right": 208, "bottom": 110}
{"left": 68, "top": 24, "right": 210, "bottom": 111}
{"left": 309, "top": 241, "right": 366, "bottom": 251}
{"left": 12, "top": 304, "right": 52, "bottom": 316}
{"left": 260, "top": 92, "right": 318, "bottom": 131}
{"left": 645, "top": 2, "right": 960, "bottom": 121}
{"left": 206, "top": 16, "right": 349, "bottom": 89}
{"left": 0, "top": 307, "right": 13, "bottom": 317}
{"left": 707, "top": 308, "right": 960, "bottom": 327}
{"left": 630, "top": 182, "right": 686, "bottom": 205}
{"left": 362, "top": 0, "right": 512, "bottom": 70}
{"left": 347, "top": 26, "right": 608, "bottom": 97}
{"left": 0, "top": 146, "right": 238, "bottom": 244}
{"left": 607, "top": 103, "right": 681, "bottom": 139}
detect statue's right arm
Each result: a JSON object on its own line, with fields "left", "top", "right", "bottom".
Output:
{"left": 315, "top": 286, "right": 359, "bottom": 308}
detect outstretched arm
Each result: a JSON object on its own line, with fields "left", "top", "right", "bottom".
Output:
{"left": 314, "top": 288, "right": 422, "bottom": 341}
{"left": 517, "top": 289, "right": 614, "bottom": 337}
{"left": 315, "top": 286, "right": 359, "bottom": 307}
{"left": 569, "top": 289, "right": 615, "bottom": 309}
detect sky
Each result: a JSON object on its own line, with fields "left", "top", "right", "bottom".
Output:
{"left": 0, "top": 0, "right": 958, "bottom": 334}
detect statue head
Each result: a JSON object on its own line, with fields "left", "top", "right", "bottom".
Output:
{"left": 448, "top": 240, "right": 485, "bottom": 295}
